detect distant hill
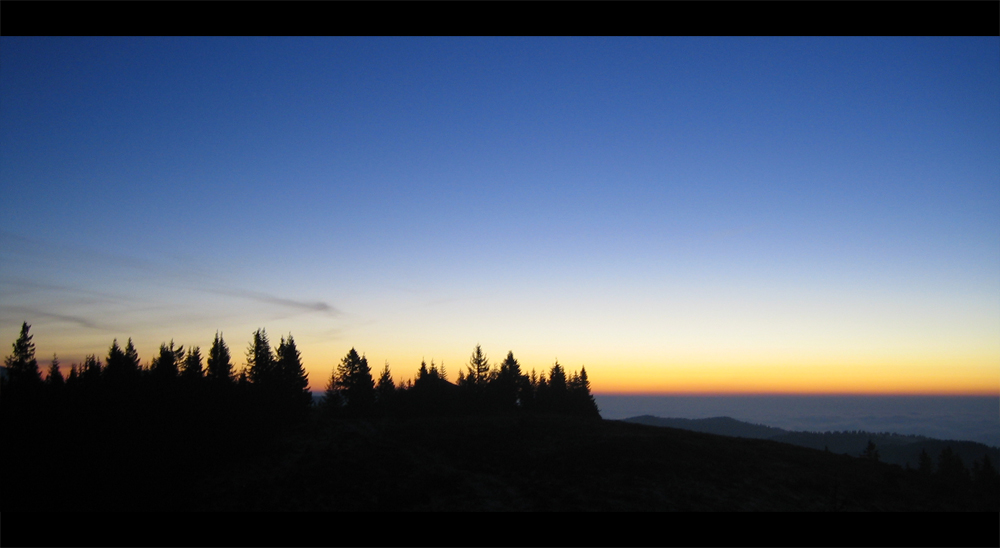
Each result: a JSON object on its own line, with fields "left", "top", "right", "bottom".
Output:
{"left": 623, "top": 415, "right": 1000, "bottom": 470}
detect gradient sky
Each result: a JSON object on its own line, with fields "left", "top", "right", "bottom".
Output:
{"left": 2, "top": 37, "right": 998, "bottom": 395}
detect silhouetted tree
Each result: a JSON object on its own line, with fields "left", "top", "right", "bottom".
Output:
{"left": 918, "top": 448, "right": 934, "bottom": 475}
{"left": 375, "top": 361, "right": 395, "bottom": 406}
{"left": 568, "top": 366, "right": 600, "bottom": 418}
{"left": 972, "top": 454, "right": 1000, "bottom": 492}
{"left": 937, "top": 446, "right": 970, "bottom": 485}
{"left": 3, "top": 322, "right": 41, "bottom": 388}
{"left": 151, "top": 341, "right": 183, "bottom": 382}
{"left": 535, "top": 371, "right": 549, "bottom": 412}
{"left": 104, "top": 339, "right": 137, "bottom": 384}
{"left": 124, "top": 338, "right": 140, "bottom": 374}
{"left": 861, "top": 439, "right": 880, "bottom": 462}
{"left": 465, "top": 344, "right": 491, "bottom": 387}
{"left": 538, "top": 360, "right": 568, "bottom": 413}
{"left": 276, "top": 334, "right": 311, "bottom": 412}
{"left": 206, "top": 332, "right": 233, "bottom": 383}
{"left": 246, "top": 329, "right": 276, "bottom": 386}
{"left": 328, "top": 348, "right": 375, "bottom": 416}
{"left": 81, "top": 354, "right": 102, "bottom": 384}
{"left": 66, "top": 364, "right": 79, "bottom": 387}
{"left": 494, "top": 351, "right": 523, "bottom": 411}
{"left": 46, "top": 354, "right": 64, "bottom": 388}
{"left": 181, "top": 346, "right": 204, "bottom": 380}
{"left": 417, "top": 359, "right": 430, "bottom": 382}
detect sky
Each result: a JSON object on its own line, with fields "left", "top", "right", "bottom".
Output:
{"left": 1, "top": 37, "right": 998, "bottom": 395}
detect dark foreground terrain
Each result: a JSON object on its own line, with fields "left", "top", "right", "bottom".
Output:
{"left": 204, "top": 414, "right": 998, "bottom": 511}
{"left": 7, "top": 409, "right": 999, "bottom": 513}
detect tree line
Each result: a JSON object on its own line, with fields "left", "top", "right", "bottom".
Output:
{"left": 324, "top": 343, "right": 600, "bottom": 419}
{"left": 2, "top": 322, "right": 600, "bottom": 420}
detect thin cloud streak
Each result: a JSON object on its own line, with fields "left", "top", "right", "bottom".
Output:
{"left": 199, "top": 287, "right": 338, "bottom": 315}
{"left": 1, "top": 230, "right": 342, "bottom": 319}
{"left": 0, "top": 305, "right": 111, "bottom": 331}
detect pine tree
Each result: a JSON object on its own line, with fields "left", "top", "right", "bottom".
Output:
{"left": 276, "top": 334, "right": 310, "bottom": 411}
{"left": 81, "top": 354, "right": 102, "bottom": 384}
{"left": 543, "top": 360, "right": 568, "bottom": 413}
{"left": 465, "top": 344, "right": 491, "bottom": 387}
{"left": 375, "top": 361, "right": 395, "bottom": 409}
{"left": 124, "top": 338, "right": 140, "bottom": 373}
{"left": 861, "top": 439, "right": 880, "bottom": 462}
{"left": 246, "top": 329, "right": 275, "bottom": 386}
{"left": 495, "top": 351, "right": 523, "bottom": 411}
{"left": 568, "top": 366, "right": 600, "bottom": 418}
{"left": 181, "top": 346, "right": 204, "bottom": 380}
{"left": 206, "top": 331, "right": 233, "bottom": 383}
{"left": 417, "top": 359, "right": 430, "bottom": 383}
{"left": 104, "top": 339, "right": 130, "bottom": 382}
{"left": 151, "top": 341, "right": 183, "bottom": 381}
{"left": 66, "top": 364, "right": 79, "bottom": 387}
{"left": 937, "top": 446, "right": 970, "bottom": 484}
{"left": 46, "top": 354, "right": 64, "bottom": 388}
{"left": 328, "top": 348, "right": 375, "bottom": 415}
{"left": 3, "top": 322, "right": 41, "bottom": 388}
{"left": 918, "top": 448, "right": 934, "bottom": 475}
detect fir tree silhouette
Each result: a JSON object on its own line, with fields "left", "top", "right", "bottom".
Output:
{"left": 246, "top": 329, "right": 275, "bottom": 386}
{"left": 860, "top": 439, "right": 880, "bottom": 462}
{"left": 206, "top": 331, "right": 233, "bottom": 383}
{"left": 181, "top": 346, "right": 204, "bottom": 380}
{"left": 276, "top": 334, "right": 311, "bottom": 414}
{"left": 151, "top": 341, "right": 183, "bottom": 382}
{"left": 328, "top": 348, "right": 375, "bottom": 416}
{"left": 495, "top": 351, "right": 523, "bottom": 411}
{"left": 46, "top": 354, "right": 64, "bottom": 388}
{"left": 465, "top": 344, "right": 491, "bottom": 387}
{"left": 3, "top": 322, "right": 41, "bottom": 388}
{"left": 375, "top": 361, "right": 395, "bottom": 409}
{"left": 918, "top": 448, "right": 934, "bottom": 475}
{"left": 568, "top": 366, "right": 600, "bottom": 418}
{"left": 81, "top": 354, "right": 102, "bottom": 385}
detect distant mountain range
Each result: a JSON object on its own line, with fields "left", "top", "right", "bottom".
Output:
{"left": 622, "top": 415, "right": 1000, "bottom": 470}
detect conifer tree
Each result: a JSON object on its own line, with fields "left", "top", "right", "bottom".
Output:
{"left": 81, "top": 354, "right": 102, "bottom": 384}
{"left": 151, "top": 341, "right": 183, "bottom": 381}
{"left": 3, "top": 322, "right": 41, "bottom": 387}
{"left": 246, "top": 329, "right": 275, "bottom": 386}
{"left": 181, "top": 346, "right": 204, "bottom": 379}
{"left": 861, "top": 439, "right": 880, "bottom": 462}
{"left": 124, "top": 338, "right": 140, "bottom": 373}
{"left": 543, "top": 360, "right": 568, "bottom": 413}
{"left": 46, "top": 354, "right": 64, "bottom": 388}
{"left": 66, "top": 364, "right": 79, "bottom": 387}
{"left": 568, "top": 366, "right": 600, "bottom": 418}
{"left": 972, "top": 454, "right": 1000, "bottom": 491}
{"left": 276, "top": 334, "right": 310, "bottom": 410}
{"left": 495, "top": 351, "right": 523, "bottom": 411}
{"left": 417, "top": 359, "right": 430, "bottom": 383}
{"left": 465, "top": 344, "right": 491, "bottom": 386}
{"left": 104, "top": 339, "right": 130, "bottom": 381}
{"left": 937, "top": 446, "right": 970, "bottom": 484}
{"left": 376, "top": 361, "right": 394, "bottom": 394}
{"left": 918, "top": 448, "right": 934, "bottom": 475}
{"left": 328, "top": 348, "right": 375, "bottom": 415}
{"left": 206, "top": 331, "right": 233, "bottom": 383}
{"left": 375, "top": 361, "right": 395, "bottom": 410}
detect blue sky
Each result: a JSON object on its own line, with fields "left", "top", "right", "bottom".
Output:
{"left": 2, "top": 37, "right": 998, "bottom": 393}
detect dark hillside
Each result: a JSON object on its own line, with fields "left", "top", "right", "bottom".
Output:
{"left": 625, "top": 415, "right": 1000, "bottom": 471}
{"left": 194, "top": 414, "right": 997, "bottom": 512}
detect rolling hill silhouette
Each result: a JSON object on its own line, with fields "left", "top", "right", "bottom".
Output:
{"left": 623, "top": 414, "right": 1000, "bottom": 471}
